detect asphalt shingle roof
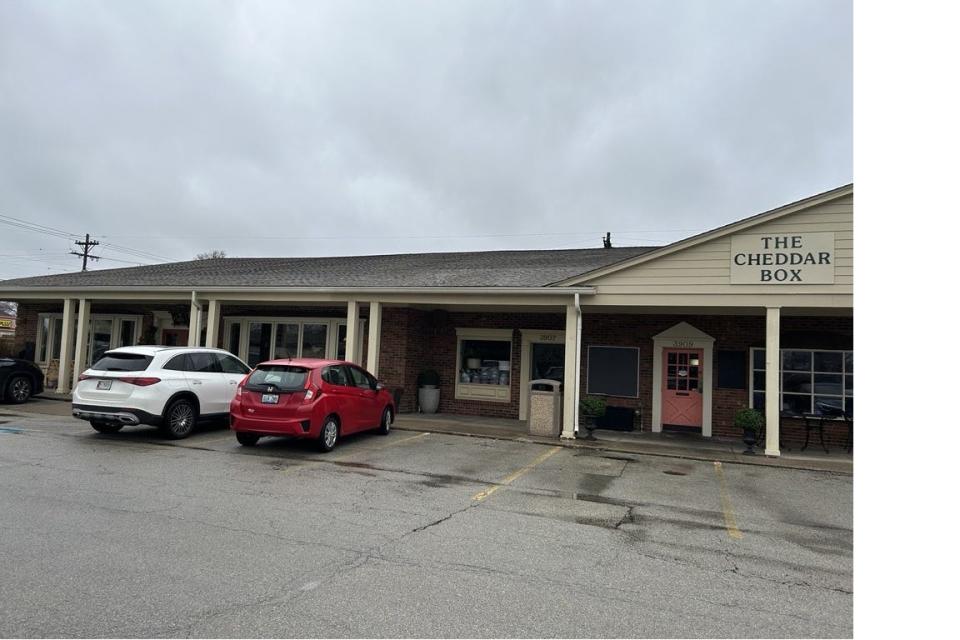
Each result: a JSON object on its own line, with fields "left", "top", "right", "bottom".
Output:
{"left": 0, "top": 246, "right": 658, "bottom": 289}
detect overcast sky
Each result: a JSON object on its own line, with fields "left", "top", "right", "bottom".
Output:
{"left": 0, "top": 0, "right": 851, "bottom": 280}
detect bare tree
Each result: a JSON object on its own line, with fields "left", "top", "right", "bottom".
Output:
{"left": 194, "top": 250, "right": 226, "bottom": 260}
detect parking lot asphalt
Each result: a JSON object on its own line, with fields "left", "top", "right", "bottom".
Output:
{"left": 0, "top": 405, "right": 852, "bottom": 638}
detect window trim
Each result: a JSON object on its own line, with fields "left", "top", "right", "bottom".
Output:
{"left": 749, "top": 346, "right": 853, "bottom": 417}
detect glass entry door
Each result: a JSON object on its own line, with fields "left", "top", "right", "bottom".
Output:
{"left": 88, "top": 319, "right": 113, "bottom": 365}
{"left": 531, "top": 343, "right": 565, "bottom": 383}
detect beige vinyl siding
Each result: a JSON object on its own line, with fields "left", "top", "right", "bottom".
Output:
{"left": 585, "top": 195, "right": 852, "bottom": 304}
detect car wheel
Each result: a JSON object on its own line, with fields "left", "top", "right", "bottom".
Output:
{"left": 378, "top": 407, "right": 393, "bottom": 435}
{"left": 90, "top": 420, "right": 123, "bottom": 434}
{"left": 5, "top": 375, "right": 32, "bottom": 404}
{"left": 236, "top": 432, "right": 259, "bottom": 447}
{"left": 317, "top": 417, "right": 339, "bottom": 452}
{"left": 162, "top": 398, "right": 197, "bottom": 439}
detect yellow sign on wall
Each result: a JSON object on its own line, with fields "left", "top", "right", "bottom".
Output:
{"left": 0, "top": 318, "right": 14, "bottom": 329}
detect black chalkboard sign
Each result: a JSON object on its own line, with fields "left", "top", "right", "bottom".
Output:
{"left": 586, "top": 346, "right": 639, "bottom": 397}
{"left": 717, "top": 350, "right": 747, "bottom": 389}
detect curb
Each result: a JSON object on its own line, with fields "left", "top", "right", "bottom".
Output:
{"left": 393, "top": 425, "right": 853, "bottom": 475}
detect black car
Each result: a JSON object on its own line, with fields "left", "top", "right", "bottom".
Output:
{"left": 0, "top": 358, "right": 44, "bottom": 404}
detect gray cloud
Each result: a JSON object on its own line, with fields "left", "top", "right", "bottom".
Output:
{"left": 0, "top": 0, "right": 851, "bottom": 279}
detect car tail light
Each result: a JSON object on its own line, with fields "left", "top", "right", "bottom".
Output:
{"left": 78, "top": 373, "right": 91, "bottom": 381}
{"left": 237, "top": 373, "right": 251, "bottom": 397}
{"left": 303, "top": 386, "right": 321, "bottom": 402}
{"left": 118, "top": 377, "right": 161, "bottom": 386}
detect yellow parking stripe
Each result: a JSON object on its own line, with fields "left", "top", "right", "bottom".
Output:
{"left": 472, "top": 446, "right": 562, "bottom": 502}
{"left": 713, "top": 461, "right": 743, "bottom": 540}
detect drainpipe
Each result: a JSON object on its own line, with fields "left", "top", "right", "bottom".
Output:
{"left": 573, "top": 292, "right": 582, "bottom": 436}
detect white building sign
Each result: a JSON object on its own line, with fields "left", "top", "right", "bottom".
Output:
{"left": 730, "top": 232, "right": 835, "bottom": 284}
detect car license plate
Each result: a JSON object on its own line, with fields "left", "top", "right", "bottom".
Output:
{"left": 96, "top": 380, "right": 112, "bottom": 390}
{"left": 261, "top": 393, "right": 279, "bottom": 404}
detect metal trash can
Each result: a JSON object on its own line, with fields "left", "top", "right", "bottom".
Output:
{"left": 528, "top": 379, "right": 563, "bottom": 437}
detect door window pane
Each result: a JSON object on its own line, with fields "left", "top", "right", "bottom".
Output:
{"left": 51, "top": 318, "right": 64, "bottom": 360}
{"left": 38, "top": 317, "right": 50, "bottom": 362}
{"left": 247, "top": 322, "right": 273, "bottom": 367}
{"left": 119, "top": 319, "right": 137, "bottom": 347}
{"left": 301, "top": 324, "right": 328, "bottom": 358}
{"left": 274, "top": 323, "right": 299, "bottom": 359}
{"left": 845, "top": 374, "right": 853, "bottom": 395}
{"left": 752, "top": 349, "right": 765, "bottom": 371}
{"left": 844, "top": 351, "right": 853, "bottom": 373}
{"left": 753, "top": 391, "right": 765, "bottom": 409}
{"left": 337, "top": 324, "right": 347, "bottom": 360}
{"left": 227, "top": 322, "right": 241, "bottom": 356}
{"left": 90, "top": 319, "right": 112, "bottom": 364}
{"left": 753, "top": 371, "right": 765, "bottom": 391}
{"left": 531, "top": 343, "right": 564, "bottom": 382}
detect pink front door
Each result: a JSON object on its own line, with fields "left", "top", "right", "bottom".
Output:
{"left": 662, "top": 348, "right": 704, "bottom": 428}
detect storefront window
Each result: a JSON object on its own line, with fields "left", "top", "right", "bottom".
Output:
{"left": 454, "top": 329, "right": 513, "bottom": 403}
{"left": 751, "top": 348, "right": 853, "bottom": 417}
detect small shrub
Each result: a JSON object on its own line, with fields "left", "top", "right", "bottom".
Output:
{"left": 579, "top": 396, "right": 607, "bottom": 417}
{"left": 733, "top": 407, "right": 764, "bottom": 432}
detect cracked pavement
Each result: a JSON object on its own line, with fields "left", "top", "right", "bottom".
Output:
{"left": 0, "top": 404, "right": 852, "bottom": 637}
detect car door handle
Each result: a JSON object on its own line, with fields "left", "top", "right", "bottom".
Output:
{"left": 228, "top": 380, "right": 237, "bottom": 385}
{"left": 192, "top": 380, "right": 202, "bottom": 385}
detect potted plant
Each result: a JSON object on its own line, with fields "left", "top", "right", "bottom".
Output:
{"left": 734, "top": 407, "right": 764, "bottom": 455}
{"left": 417, "top": 369, "right": 441, "bottom": 414}
{"left": 579, "top": 396, "right": 607, "bottom": 438}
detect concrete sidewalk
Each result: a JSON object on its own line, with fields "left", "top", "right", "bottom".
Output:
{"left": 394, "top": 412, "right": 853, "bottom": 474}
{"left": 11, "top": 396, "right": 853, "bottom": 474}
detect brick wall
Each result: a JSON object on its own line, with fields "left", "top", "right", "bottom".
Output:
{"left": 379, "top": 308, "right": 852, "bottom": 449}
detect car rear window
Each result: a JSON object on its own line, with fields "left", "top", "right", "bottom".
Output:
{"left": 246, "top": 365, "right": 310, "bottom": 391}
{"left": 91, "top": 352, "right": 154, "bottom": 372}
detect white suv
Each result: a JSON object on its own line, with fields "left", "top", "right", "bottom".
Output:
{"left": 72, "top": 346, "right": 251, "bottom": 439}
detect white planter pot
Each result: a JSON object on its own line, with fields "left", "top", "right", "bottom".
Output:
{"left": 418, "top": 386, "right": 440, "bottom": 414}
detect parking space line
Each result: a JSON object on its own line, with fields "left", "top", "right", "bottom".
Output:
{"left": 472, "top": 445, "right": 562, "bottom": 502}
{"left": 713, "top": 461, "right": 743, "bottom": 540}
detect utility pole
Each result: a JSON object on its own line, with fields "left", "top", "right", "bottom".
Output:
{"left": 71, "top": 234, "right": 101, "bottom": 271}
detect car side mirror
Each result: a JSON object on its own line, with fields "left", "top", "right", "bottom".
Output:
{"left": 375, "top": 381, "right": 385, "bottom": 392}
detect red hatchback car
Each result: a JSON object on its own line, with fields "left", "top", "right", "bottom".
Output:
{"left": 230, "top": 359, "right": 395, "bottom": 451}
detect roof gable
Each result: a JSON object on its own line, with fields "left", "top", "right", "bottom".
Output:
{"left": 554, "top": 184, "right": 853, "bottom": 286}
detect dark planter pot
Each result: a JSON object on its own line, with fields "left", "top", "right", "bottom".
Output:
{"left": 742, "top": 428, "right": 758, "bottom": 455}
{"left": 578, "top": 414, "right": 598, "bottom": 439}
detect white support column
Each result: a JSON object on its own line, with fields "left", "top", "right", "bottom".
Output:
{"left": 204, "top": 299, "right": 220, "bottom": 348}
{"left": 188, "top": 296, "right": 201, "bottom": 347}
{"left": 764, "top": 306, "right": 781, "bottom": 457}
{"left": 71, "top": 299, "right": 90, "bottom": 387}
{"left": 345, "top": 300, "right": 360, "bottom": 363}
{"left": 366, "top": 301, "right": 382, "bottom": 376}
{"left": 56, "top": 298, "right": 76, "bottom": 394}
{"left": 561, "top": 303, "right": 579, "bottom": 439}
